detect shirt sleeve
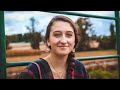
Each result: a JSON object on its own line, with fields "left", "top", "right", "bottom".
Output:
{"left": 82, "top": 64, "right": 90, "bottom": 79}
{"left": 18, "top": 63, "right": 39, "bottom": 79}
{"left": 74, "top": 59, "right": 90, "bottom": 79}
{"left": 18, "top": 69, "right": 36, "bottom": 79}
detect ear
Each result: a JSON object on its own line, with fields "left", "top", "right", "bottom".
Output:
{"left": 71, "top": 48, "right": 75, "bottom": 53}
{"left": 74, "top": 43, "right": 76, "bottom": 48}
{"left": 45, "top": 46, "right": 50, "bottom": 53}
{"left": 74, "top": 40, "right": 76, "bottom": 47}
{"left": 47, "top": 40, "right": 50, "bottom": 47}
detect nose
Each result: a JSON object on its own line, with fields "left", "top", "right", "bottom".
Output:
{"left": 59, "top": 35, "right": 67, "bottom": 44}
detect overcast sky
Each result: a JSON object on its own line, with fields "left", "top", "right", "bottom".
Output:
{"left": 4, "top": 11, "right": 115, "bottom": 36}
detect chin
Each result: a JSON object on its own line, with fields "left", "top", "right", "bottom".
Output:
{"left": 57, "top": 51, "right": 70, "bottom": 56}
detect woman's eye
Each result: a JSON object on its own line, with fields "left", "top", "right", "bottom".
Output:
{"left": 54, "top": 34, "right": 61, "bottom": 37}
{"left": 66, "top": 34, "right": 72, "bottom": 37}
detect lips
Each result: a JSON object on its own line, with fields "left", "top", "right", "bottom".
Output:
{"left": 57, "top": 46, "right": 69, "bottom": 47}
{"left": 57, "top": 46, "right": 69, "bottom": 50}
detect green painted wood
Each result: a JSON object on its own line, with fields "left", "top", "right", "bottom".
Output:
{"left": 49, "top": 11, "right": 115, "bottom": 20}
{"left": 0, "top": 11, "right": 6, "bottom": 79}
{"left": 6, "top": 55, "right": 119, "bottom": 67}
{"left": 115, "top": 11, "right": 120, "bottom": 78}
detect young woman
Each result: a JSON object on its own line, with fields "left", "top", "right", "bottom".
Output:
{"left": 18, "top": 15, "right": 89, "bottom": 79}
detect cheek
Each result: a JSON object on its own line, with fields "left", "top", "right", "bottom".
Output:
{"left": 49, "top": 37, "right": 60, "bottom": 45}
{"left": 69, "top": 38, "right": 75, "bottom": 46}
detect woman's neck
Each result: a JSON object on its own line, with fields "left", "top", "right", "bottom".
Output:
{"left": 44, "top": 53, "right": 68, "bottom": 79}
{"left": 45, "top": 53, "right": 68, "bottom": 69}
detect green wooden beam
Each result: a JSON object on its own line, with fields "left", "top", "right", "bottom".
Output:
{"left": 115, "top": 11, "right": 120, "bottom": 79}
{"left": 48, "top": 11, "right": 115, "bottom": 20}
{"left": 76, "top": 55, "right": 119, "bottom": 61}
{"left": 6, "top": 61, "right": 31, "bottom": 68}
{"left": 0, "top": 11, "right": 6, "bottom": 79}
{"left": 6, "top": 55, "right": 119, "bottom": 67}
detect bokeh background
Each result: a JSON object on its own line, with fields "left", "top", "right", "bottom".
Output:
{"left": 5, "top": 11, "right": 118, "bottom": 79}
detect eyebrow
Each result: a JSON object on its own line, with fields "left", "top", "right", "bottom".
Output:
{"left": 66, "top": 31, "right": 74, "bottom": 33}
{"left": 53, "top": 31, "right": 74, "bottom": 33}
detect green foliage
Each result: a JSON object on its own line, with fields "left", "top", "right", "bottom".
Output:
{"left": 7, "top": 34, "right": 23, "bottom": 43}
{"left": 6, "top": 35, "right": 12, "bottom": 49}
{"left": 30, "top": 32, "right": 42, "bottom": 49}
{"left": 75, "top": 17, "right": 92, "bottom": 51}
{"left": 109, "top": 23, "right": 116, "bottom": 49}
{"left": 75, "top": 17, "right": 116, "bottom": 51}
{"left": 23, "top": 33, "right": 31, "bottom": 42}
{"left": 26, "top": 17, "right": 42, "bottom": 49}
{"left": 89, "top": 69, "right": 113, "bottom": 79}
{"left": 99, "top": 36, "right": 112, "bottom": 49}
{"left": 87, "top": 64, "right": 119, "bottom": 79}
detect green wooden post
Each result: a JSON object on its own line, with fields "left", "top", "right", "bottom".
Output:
{"left": 115, "top": 11, "right": 120, "bottom": 79}
{"left": 0, "top": 11, "right": 6, "bottom": 79}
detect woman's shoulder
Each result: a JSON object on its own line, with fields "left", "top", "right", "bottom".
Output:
{"left": 31, "top": 58, "right": 45, "bottom": 65}
{"left": 26, "top": 58, "right": 49, "bottom": 72}
{"left": 18, "top": 58, "right": 47, "bottom": 79}
{"left": 74, "top": 59, "right": 85, "bottom": 68}
{"left": 74, "top": 59, "right": 89, "bottom": 79}
{"left": 26, "top": 58, "right": 44, "bottom": 69}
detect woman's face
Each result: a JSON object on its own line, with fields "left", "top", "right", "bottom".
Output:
{"left": 48, "top": 21, "right": 75, "bottom": 56}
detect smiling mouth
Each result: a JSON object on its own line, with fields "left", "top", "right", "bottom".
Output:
{"left": 57, "top": 46, "right": 69, "bottom": 49}
{"left": 57, "top": 46, "right": 69, "bottom": 47}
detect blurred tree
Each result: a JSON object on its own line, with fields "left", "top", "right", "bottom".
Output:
{"left": 17, "top": 34, "right": 23, "bottom": 42}
{"left": 99, "top": 35, "right": 111, "bottom": 49}
{"left": 26, "top": 17, "right": 42, "bottom": 49}
{"left": 75, "top": 17, "right": 93, "bottom": 51}
{"left": 6, "top": 35, "right": 12, "bottom": 49}
{"left": 11, "top": 34, "right": 19, "bottom": 43}
{"left": 99, "top": 23, "right": 116, "bottom": 50}
{"left": 109, "top": 23, "right": 116, "bottom": 49}
{"left": 23, "top": 33, "right": 31, "bottom": 42}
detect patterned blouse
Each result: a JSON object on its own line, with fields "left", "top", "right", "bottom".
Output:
{"left": 18, "top": 58, "right": 89, "bottom": 79}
